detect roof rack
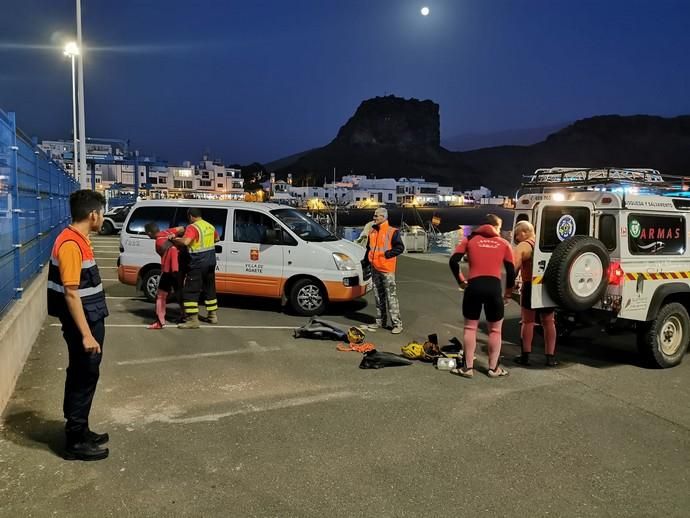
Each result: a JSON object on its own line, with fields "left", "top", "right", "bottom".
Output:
{"left": 522, "top": 168, "right": 669, "bottom": 188}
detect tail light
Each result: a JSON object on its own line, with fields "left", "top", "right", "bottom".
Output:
{"left": 607, "top": 262, "right": 625, "bottom": 286}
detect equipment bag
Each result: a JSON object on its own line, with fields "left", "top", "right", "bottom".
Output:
{"left": 293, "top": 318, "right": 349, "bottom": 341}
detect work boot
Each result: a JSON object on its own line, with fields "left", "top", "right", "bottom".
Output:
{"left": 545, "top": 354, "right": 559, "bottom": 367}
{"left": 200, "top": 311, "right": 218, "bottom": 324}
{"left": 391, "top": 326, "right": 403, "bottom": 335}
{"left": 64, "top": 441, "right": 109, "bottom": 461}
{"left": 513, "top": 352, "right": 531, "bottom": 366}
{"left": 178, "top": 314, "right": 200, "bottom": 329}
{"left": 85, "top": 429, "right": 109, "bottom": 446}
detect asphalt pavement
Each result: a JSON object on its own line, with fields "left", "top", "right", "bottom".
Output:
{"left": 1, "top": 235, "right": 689, "bottom": 517}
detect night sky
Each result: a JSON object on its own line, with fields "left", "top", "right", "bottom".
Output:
{"left": 1, "top": 0, "right": 689, "bottom": 165}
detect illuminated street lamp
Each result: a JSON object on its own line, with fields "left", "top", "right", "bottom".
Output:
{"left": 63, "top": 42, "right": 79, "bottom": 178}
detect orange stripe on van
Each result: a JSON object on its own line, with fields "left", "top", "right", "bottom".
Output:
{"left": 118, "top": 265, "right": 139, "bottom": 286}
{"left": 215, "top": 272, "right": 282, "bottom": 298}
{"left": 323, "top": 281, "right": 368, "bottom": 301}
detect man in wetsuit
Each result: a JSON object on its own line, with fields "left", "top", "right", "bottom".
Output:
{"left": 448, "top": 214, "right": 516, "bottom": 378}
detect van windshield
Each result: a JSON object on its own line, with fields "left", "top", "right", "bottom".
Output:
{"left": 271, "top": 208, "right": 338, "bottom": 242}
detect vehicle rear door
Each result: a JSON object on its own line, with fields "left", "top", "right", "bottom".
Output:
{"left": 531, "top": 202, "right": 595, "bottom": 308}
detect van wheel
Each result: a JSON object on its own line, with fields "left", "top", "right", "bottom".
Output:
{"left": 100, "top": 220, "right": 114, "bottom": 235}
{"left": 637, "top": 302, "right": 689, "bottom": 368}
{"left": 544, "top": 236, "right": 609, "bottom": 312}
{"left": 289, "top": 278, "right": 326, "bottom": 316}
{"left": 141, "top": 268, "right": 161, "bottom": 303}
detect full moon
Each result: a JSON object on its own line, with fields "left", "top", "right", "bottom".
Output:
{"left": 421, "top": 6, "right": 430, "bottom": 16}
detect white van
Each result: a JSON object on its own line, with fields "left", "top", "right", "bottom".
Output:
{"left": 117, "top": 200, "right": 372, "bottom": 315}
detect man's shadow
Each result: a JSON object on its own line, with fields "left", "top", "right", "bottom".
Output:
{"left": 1, "top": 410, "right": 64, "bottom": 458}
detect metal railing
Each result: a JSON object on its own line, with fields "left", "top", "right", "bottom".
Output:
{"left": 0, "top": 108, "right": 79, "bottom": 318}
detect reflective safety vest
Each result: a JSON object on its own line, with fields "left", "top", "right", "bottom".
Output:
{"left": 47, "top": 226, "right": 109, "bottom": 322}
{"left": 188, "top": 218, "right": 217, "bottom": 266}
{"left": 189, "top": 219, "right": 216, "bottom": 253}
{"left": 368, "top": 221, "right": 398, "bottom": 273}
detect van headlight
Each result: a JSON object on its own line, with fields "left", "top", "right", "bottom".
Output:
{"left": 332, "top": 252, "right": 357, "bottom": 271}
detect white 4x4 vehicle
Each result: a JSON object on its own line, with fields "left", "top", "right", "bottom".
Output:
{"left": 515, "top": 168, "right": 690, "bottom": 368}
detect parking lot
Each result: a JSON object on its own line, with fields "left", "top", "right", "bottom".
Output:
{"left": 1, "top": 234, "right": 690, "bottom": 517}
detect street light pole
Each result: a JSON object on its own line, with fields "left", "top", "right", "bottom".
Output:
{"left": 64, "top": 42, "right": 79, "bottom": 179}
{"left": 70, "top": 55, "right": 78, "bottom": 176}
{"left": 76, "top": 0, "right": 88, "bottom": 189}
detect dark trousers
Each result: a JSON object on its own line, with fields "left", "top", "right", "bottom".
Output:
{"left": 60, "top": 317, "right": 105, "bottom": 443}
{"left": 182, "top": 262, "right": 217, "bottom": 314}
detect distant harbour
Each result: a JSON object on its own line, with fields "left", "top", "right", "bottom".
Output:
{"left": 300, "top": 205, "right": 515, "bottom": 233}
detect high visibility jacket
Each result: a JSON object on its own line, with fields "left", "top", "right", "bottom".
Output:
{"left": 368, "top": 221, "right": 398, "bottom": 273}
{"left": 47, "top": 226, "right": 109, "bottom": 322}
{"left": 189, "top": 219, "right": 217, "bottom": 267}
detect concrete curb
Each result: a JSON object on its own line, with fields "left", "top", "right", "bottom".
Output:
{"left": 0, "top": 269, "right": 47, "bottom": 415}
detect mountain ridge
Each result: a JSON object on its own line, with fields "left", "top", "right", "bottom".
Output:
{"left": 267, "top": 96, "right": 690, "bottom": 194}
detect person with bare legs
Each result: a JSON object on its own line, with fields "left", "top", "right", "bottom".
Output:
{"left": 144, "top": 222, "right": 185, "bottom": 329}
{"left": 512, "top": 220, "right": 558, "bottom": 366}
{"left": 448, "top": 214, "right": 516, "bottom": 378}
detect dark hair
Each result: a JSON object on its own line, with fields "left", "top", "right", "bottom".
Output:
{"left": 485, "top": 213, "right": 502, "bottom": 227}
{"left": 144, "top": 222, "right": 160, "bottom": 236}
{"left": 187, "top": 207, "right": 202, "bottom": 219}
{"left": 70, "top": 190, "right": 105, "bottom": 222}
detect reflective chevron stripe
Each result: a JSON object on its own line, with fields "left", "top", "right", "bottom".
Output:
{"left": 625, "top": 271, "right": 690, "bottom": 281}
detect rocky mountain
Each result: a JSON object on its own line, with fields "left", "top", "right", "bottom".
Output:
{"left": 441, "top": 123, "right": 567, "bottom": 151}
{"left": 268, "top": 96, "right": 690, "bottom": 194}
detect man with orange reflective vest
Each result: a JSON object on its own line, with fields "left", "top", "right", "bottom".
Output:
{"left": 366, "top": 207, "right": 405, "bottom": 334}
{"left": 47, "top": 190, "right": 110, "bottom": 461}
{"left": 172, "top": 208, "right": 219, "bottom": 329}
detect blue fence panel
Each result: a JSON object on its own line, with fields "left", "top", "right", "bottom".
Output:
{"left": 0, "top": 108, "right": 79, "bottom": 318}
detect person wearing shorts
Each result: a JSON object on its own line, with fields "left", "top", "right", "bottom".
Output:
{"left": 512, "top": 220, "right": 558, "bottom": 367}
{"left": 449, "top": 214, "right": 516, "bottom": 378}
{"left": 144, "top": 222, "right": 185, "bottom": 329}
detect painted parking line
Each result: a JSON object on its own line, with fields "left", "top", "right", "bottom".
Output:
{"left": 115, "top": 346, "right": 282, "bottom": 366}
{"left": 49, "top": 323, "right": 297, "bottom": 329}
{"left": 158, "top": 391, "right": 358, "bottom": 424}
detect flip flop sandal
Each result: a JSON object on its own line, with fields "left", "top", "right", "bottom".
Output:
{"left": 487, "top": 366, "right": 509, "bottom": 378}
{"left": 450, "top": 367, "right": 474, "bottom": 378}
{"left": 147, "top": 321, "right": 164, "bottom": 330}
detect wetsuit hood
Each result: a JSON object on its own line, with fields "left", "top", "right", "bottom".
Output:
{"left": 472, "top": 224, "right": 500, "bottom": 238}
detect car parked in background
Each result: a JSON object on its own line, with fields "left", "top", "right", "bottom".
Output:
{"left": 100, "top": 204, "right": 132, "bottom": 235}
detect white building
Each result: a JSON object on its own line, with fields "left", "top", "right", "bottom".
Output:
{"left": 195, "top": 158, "right": 244, "bottom": 199}
{"left": 341, "top": 176, "right": 397, "bottom": 205}
{"left": 463, "top": 186, "right": 493, "bottom": 203}
{"left": 283, "top": 175, "right": 456, "bottom": 207}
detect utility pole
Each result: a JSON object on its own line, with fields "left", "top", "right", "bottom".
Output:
{"left": 333, "top": 167, "right": 338, "bottom": 235}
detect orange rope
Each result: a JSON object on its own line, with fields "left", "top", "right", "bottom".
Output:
{"left": 336, "top": 342, "right": 376, "bottom": 353}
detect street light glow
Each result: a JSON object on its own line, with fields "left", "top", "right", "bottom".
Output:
{"left": 64, "top": 41, "right": 79, "bottom": 57}
{"left": 421, "top": 6, "right": 430, "bottom": 16}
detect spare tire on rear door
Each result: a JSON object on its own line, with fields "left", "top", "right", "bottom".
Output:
{"left": 543, "top": 236, "right": 609, "bottom": 312}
